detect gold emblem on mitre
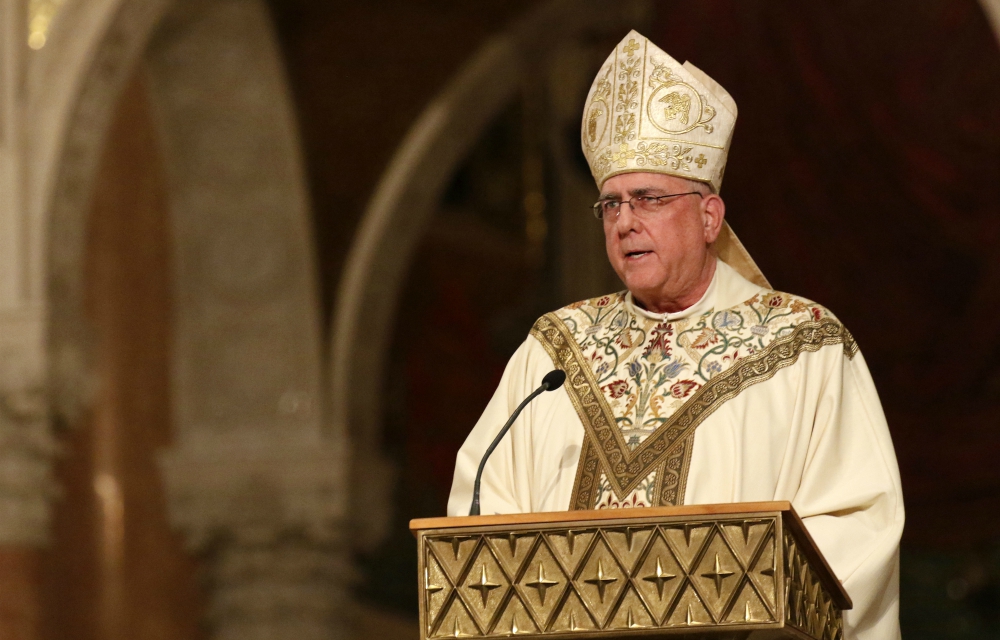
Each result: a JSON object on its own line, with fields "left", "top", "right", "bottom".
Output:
{"left": 582, "top": 30, "right": 770, "bottom": 288}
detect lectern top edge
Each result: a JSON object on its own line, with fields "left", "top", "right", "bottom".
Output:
{"left": 410, "top": 500, "right": 792, "bottom": 533}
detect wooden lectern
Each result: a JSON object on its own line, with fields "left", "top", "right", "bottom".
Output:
{"left": 410, "top": 502, "right": 850, "bottom": 639}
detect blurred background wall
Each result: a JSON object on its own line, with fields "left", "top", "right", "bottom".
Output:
{"left": 0, "top": 0, "right": 998, "bottom": 639}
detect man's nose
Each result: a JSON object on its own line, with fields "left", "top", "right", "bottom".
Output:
{"left": 614, "top": 201, "right": 640, "bottom": 231}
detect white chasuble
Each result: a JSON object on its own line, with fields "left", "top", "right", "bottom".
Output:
{"left": 448, "top": 259, "right": 904, "bottom": 639}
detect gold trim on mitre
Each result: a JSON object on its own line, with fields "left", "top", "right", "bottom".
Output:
{"left": 582, "top": 29, "right": 770, "bottom": 289}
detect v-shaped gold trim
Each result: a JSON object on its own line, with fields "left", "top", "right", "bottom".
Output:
{"left": 531, "top": 313, "right": 856, "bottom": 506}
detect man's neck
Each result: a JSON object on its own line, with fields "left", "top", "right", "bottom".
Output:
{"left": 632, "top": 257, "right": 717, "bottom": 314}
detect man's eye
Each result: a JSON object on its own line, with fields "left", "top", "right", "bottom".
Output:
{"left": 602, "top": 201, "right": 620, "bottom": 211}
{"left": 636, "top": 196, "right": 658, "bottom": 205}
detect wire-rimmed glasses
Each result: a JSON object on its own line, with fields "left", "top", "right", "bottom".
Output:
{"left": 592, "top": 191, "right": 703, "bottom": 220}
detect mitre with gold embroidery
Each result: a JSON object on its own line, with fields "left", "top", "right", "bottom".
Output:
{"left": 582, "top": 30, "right": 770, "bottom": 288}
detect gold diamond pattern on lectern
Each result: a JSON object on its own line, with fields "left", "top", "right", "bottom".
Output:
{"left": 461, "top": 544, "right": 510, "bottom": 631}
{"left": 749, "top": 531, "right": 778, "bottom": 613}
{"left": 691, "top": 529, "right": 742, "bottom": 621}
{"left": 665, "top": 581, "right": 713, "bottom": 627}
{"left": 419, "top": 514, "right": 844, "bottom": 638}
{"left": 491, "top": 593, "right": 540, "bottom": 636}
{"left": 633, "top": 533, "right": 684, "bottom": 622}
{"left": 432, "top": 598, "right": 478, "bottom": 639}
{"left": 721, "top": 520, "right": 771, "bottom": 565}
{"left": 430, "top": 536, "right": 480, "bottom": 584}
{"left": 545, "top": 529, "right": 595, "bottom": 572}
{"left": 662, "top": 523, "right": 712, "bottom": 570}
{"left": 576, "top": 535, "right": 628, "bottom": 626}
{"left": 425, "top": 553, "right": 454, "bottom": 630}
{"left": 723, "top": 579, "right": 772, "bottom": 624}
{"left": 784, "top": 533, "right": 844, "bottom": 640}
{"left": 603, "top": 526, "right": 653, "bottom": 570}
{"left": 516, "top": 539, "right": 569, "bottom": 623}
{"left": 608, "top": 587, "right": 656, "bottom": 630}
{"left": 489, "top": 532, "right": 536, "bottom": 577}
{"left": 549, "top": 590, "right": 598, "bottom": 632}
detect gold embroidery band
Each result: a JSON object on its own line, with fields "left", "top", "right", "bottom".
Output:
{"left": 530, "top": 313, "right": 694, "bottom": 509}
{"left": 569, "top": 437, "right": 602, "bottom": 510}
{"left": 570, "top": 432, "right": 690, "bottom": 510}
{"left": 531, "top": 314, "right": 857, "bottom": 509}
{"left": 530, "top": 314, "right": 632, "bottom": 505}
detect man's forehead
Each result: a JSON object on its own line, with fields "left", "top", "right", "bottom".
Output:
{"left": 599, "top": 172, "right": 693, "bottom": 198}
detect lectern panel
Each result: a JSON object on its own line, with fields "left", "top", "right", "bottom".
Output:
{"left": 412, "top": 503, "right": 849, "bottom": 639}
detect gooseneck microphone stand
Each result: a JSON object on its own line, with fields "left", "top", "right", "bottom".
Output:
{"left": 469, "top": 369, "right": 566, "bottom": 516}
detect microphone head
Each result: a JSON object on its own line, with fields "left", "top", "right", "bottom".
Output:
{"left": 542, "top": 369, "right": 566, "bottom": 391}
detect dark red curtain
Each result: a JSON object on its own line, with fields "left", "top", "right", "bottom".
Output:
{"left": 653, "top": 0, "right": 1000, "bottom": 547}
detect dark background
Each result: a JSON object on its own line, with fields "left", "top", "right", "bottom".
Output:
{"left": 266, "top": 1, "right": 1000, "bottom": 636}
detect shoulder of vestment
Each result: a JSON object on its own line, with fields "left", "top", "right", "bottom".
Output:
{"left": 530, "top": 289, "right": 857, "bottom": 361}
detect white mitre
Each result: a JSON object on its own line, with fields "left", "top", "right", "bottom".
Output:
{"left": 582, "top": 30, "right": 770, "bottom": 288}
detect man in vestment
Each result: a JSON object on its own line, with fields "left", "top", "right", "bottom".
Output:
{"left": 448, "top": 30, "right": 904, "bottom": 639}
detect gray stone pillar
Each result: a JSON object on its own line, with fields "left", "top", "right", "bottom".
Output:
{"left": 0, "top": 390, "right": 57, "bottom": 547}
{"left": 0, "top": 0, "right": 58, "bottom": 550}
{"left": 0, "top": 316, "right": 57, "bottom": 546}
{"left": 146, "top": 0, "right": 349, "bottom": 637}
{"left": 0, "top": 356, "right": 58, "bottom": 547}
{"left": 160, "top": 442, "right": 349, "bottom": 640}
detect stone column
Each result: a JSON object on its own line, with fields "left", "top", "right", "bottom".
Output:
{"left": 0, "top": 314, "right": 57, "bottom": 547}
{"left": 146, "top": 0, "right": 350, "bottom": 638}
{"left": 0, "top": 312, "right": 58, "bottom": 640}
{"left": 159, "top": 441, "right": 349, "bottom": 640}
{"left": 0, "top": 2, "right": 59, "bottom": 637}
{"left": 0, "top": 313, "right": 58, "bottom": 640}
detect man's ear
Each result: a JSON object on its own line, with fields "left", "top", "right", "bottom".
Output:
{"left": 702, "top": 194, "right": 726, "bottom": 244}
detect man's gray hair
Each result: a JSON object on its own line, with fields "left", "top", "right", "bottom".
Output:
{"left": 685, "top": 178, "right": 717, "bottom": 196}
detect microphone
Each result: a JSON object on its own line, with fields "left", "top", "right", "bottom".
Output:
{"left": 469, "top": 369, "right": 566, "bottom": 516}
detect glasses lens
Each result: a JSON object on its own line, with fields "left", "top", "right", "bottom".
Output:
{"left": 632, "top": 196, "right": 659, "bottom": 213}
{"left": 593, "top": 200, "right": 616, "bottom": 219}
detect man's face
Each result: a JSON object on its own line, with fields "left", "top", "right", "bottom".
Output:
{"left": 600, "top": 172, "right": 724, "bottom": 312}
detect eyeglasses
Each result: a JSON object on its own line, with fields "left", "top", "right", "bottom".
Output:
{"left": 592, "top": 191, "right": 703, "bottom": 220}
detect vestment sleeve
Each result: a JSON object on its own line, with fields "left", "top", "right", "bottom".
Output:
{"left": 794, "top": 347, "right": 905, "bottom": 640}
{"left": 447, "top": 337, "right": 549, "bottom": 517}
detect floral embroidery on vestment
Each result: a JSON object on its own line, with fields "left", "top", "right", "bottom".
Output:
{"left": 530, "top": 289, "right": 857, "bottom": 511}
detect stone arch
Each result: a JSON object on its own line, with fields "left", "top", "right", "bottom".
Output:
{"left": 30, "top": 0, "right": 342, "bottom": 636}
{"left": 329, "top": 0, "right": 650, "bottom": 544}
{"left": 40, "top": 0, "right": 326, "bottom": 432}
{"left": 983, "top": 0, "right": 1000, "bottom": 44}
{"left": 32, "top": 0, "right": 174, "bottom": 419}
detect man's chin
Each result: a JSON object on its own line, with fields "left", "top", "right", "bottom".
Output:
{"left": 621, "top": 267, "right": 662, "bottom": 291}
{"left": 625, "top": 282, "right": 656, "bottom": 307}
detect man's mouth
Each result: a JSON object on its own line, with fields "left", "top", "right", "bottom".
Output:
{"left": 625, "top": 250, "right": 652, "bottom": 259}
